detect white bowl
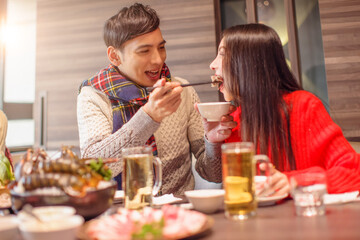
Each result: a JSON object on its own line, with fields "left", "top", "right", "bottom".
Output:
{"left": 197, "top": 102, "right": 231, "bottom": 122}
{"left": 185, "top": 189, "right": 225, "bottom": 214}
{"left": 19, "top": 214, "right": 84, "bottom": 240}
{"left": 33, "top": 206, "right": 76, "bottom": 221}
{"left": 0, "top": 215, "right": 19, "bottom": 240}
{"left": 18, "top": 206, "right": 76, "bottom": 222}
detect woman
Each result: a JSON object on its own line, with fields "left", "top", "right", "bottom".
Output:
{"left": 0, "top": 110, "right": 13, "bottom": 170}
{"left": 210, "top": 23, "right": 360, "bottom": 194}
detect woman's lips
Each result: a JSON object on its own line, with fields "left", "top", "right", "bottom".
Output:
{"left": 219, "top": 83, "right": 224, "bottom": 92}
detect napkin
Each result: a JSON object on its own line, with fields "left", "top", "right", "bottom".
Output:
{"left": 153, "top": 194, "right": 182, "bottom": 206}
{"left": 324, "top": 191, "right": 359, "bottom": 205}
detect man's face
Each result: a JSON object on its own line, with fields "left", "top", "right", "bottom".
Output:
{"left": 116, "top": 28, "right": 166, "bottom": 87}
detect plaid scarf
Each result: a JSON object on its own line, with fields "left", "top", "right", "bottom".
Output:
{"left": 80, "top": 64, "right": 171, "bottom": 156}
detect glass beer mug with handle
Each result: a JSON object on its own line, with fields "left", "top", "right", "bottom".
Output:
{"left": 221, "top": 142, "right": 271, "bottom": 220}
{"left": 122, "top": 146, "right": 162, "bottom": 210}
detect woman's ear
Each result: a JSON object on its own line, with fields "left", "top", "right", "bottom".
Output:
{"left": 107, "top": 46, "right": 121, "bottom": 66}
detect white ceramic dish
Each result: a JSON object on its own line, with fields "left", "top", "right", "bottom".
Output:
{"left": 33, "top": 206, "right": 76, "bottom": 221}
{"left": 18, "top": 206, "right": 76, "bottom": 222}
{"left": 257, "top": 194, "right": 288, "bottom": 207}
{"left": 185, "top": 189, "right": 225, "bottom": 214}
{"left": 19, "top": 214, "right": 84, "bottom": 240}
{"left": 197, "top": 102, "right": 231, "bottom": 122}
{"left": 0, "top": 215, "right": 20, "bottom": 240}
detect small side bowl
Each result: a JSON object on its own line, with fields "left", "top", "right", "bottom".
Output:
{"left": 185, "top": 189, "right": 225, "bottom": 214}
{"left": 18, "top": 206, "right": 76, "bottom": 222}
{"left": 19, "top": 214, "right": 84, "bottom": 240}
{"left": 197, "top": 102, "right": 231, "bottom": 122}
{"left": 0, "top": 215, "right": 19, "bottom": 240}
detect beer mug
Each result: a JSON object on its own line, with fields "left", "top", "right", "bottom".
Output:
{"left": 221, "top": 142, "right": 270, "bottom": 220}
{"left": 122, "top": 146, "right": 162, "bottom": 210}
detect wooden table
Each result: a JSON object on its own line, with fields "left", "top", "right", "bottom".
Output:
{"left": 199, "top": 199, "right": 360, "bottom": 240}
{"left": 5, "top": 197, "right": 360, "bottom": 240}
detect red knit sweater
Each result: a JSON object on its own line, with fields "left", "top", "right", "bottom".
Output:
{"left": 226, "top": 90, "right": 360, "bottom": 194}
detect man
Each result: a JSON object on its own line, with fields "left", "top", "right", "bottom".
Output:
{"left": 77, "top": 3, "right": 235, "bottom": 194}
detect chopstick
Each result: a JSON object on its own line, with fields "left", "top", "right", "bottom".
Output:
{"left": 146, "top": 81, "right": 221, "bottom": 93}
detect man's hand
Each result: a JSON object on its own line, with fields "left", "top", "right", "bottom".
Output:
{"left": 195, "top": 103, "right": 237, "bottom": 143}
{"left": 143, "top": 78, "right": 183, "bottom": 122}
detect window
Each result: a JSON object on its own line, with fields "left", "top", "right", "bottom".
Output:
{"left": 217, "top": 0, "right": 329, "bottom": 107}
{"left": 0, "top": 0, "right": 36, "bottom": 150}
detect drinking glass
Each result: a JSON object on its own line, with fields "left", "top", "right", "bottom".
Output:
{"left": 290, "top": 172, "right": 327, "bottom": 217}
{"left": 122, "top": 146, "right": 162, "bottom": 210}
{"left": 221, "top": 142, "right": 270, "bottom": 220}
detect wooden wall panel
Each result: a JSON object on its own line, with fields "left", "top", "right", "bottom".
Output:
{"left": 35, "top": 0, "right": 217, "bottom": 150}
{"left": 318, "top": 0, "right": 360, "bottom": 139}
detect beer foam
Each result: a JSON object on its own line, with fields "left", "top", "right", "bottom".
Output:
{"left": 224, "top": 149, "right": 252, "bottom": 154}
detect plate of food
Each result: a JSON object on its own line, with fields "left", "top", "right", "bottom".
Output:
{"left": 78, "top": 205, "right": 214, "bottom": 240}
{"left": 257, "top": 194, "right": 288, "bottom": 207}
{"left": 9, "top": 147, "right": 117, "bottom": 220}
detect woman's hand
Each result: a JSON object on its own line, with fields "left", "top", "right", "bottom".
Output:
{"left": 194, "top": 103, "right": 237, "bottom": 143}
{"left": 256, "top": 164, "right": 290, "bottom": 197}
{"left": 268, "top": 167, "right": 290, "bottom": 196}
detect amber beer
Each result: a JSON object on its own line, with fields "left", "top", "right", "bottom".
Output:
{"left": 222, "top": 142, "right": 256, "bottom": 220}
{"left": 122, "top": 146, "right": 162, "bottom": 210}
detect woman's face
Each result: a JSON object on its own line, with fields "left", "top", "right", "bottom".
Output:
{"left": 209, "top": 39, "right": 233, "bottom": 101}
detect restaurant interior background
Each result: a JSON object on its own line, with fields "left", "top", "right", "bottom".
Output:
{"left": 0, "top": 0, "right": 359, "bottom": 171}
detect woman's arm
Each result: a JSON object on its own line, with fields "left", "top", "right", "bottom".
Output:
{"left": 284, "top": 91, "right": 360, "bottom": 194}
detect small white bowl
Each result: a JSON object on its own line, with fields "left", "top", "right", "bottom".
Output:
{"left": 0, "top": 215, "right": 19, "bottom": 240}
{"left": 18, "top": 206, "right": 76, "bottom": 222}
{"left": 32, "top": 206, "right": 76, "bottom": 221}
{"left": 197, "top": 102, "right": 231, "bottom": 122}
{"left": 19, "top": 214, "right": 84, "bottom": 240}
{"left": 185, "top": 189, "right": 225, "bottom": 214}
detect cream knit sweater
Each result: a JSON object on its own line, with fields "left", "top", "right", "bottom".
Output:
{"left": 77, "top": 77, "right": 222, "bottom": 195}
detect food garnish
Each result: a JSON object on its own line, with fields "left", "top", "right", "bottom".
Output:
{"left": 88, "top": 158, "right": 112, "bottom": 181}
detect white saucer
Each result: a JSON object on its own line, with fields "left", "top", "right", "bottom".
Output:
{"left": 257, "top": 194, "right": 288, "bottom": 207}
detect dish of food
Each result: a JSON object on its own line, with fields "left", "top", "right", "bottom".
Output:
{"left": 9, "top": 147, "right": 117, "bottom": 219}
{"left": 257, "top": 194, "right": 288, "bottom": 207}
{"left": 78, "top": 205, "right": 213, "bottom": 240}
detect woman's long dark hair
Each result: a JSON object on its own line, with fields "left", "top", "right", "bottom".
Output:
{"left": 222, "top": 24, "right": 302, "bottom": 171}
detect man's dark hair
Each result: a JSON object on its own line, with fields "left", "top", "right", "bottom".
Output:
{"left": 103, "top": 3, "right": 160, "bottom": 49}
